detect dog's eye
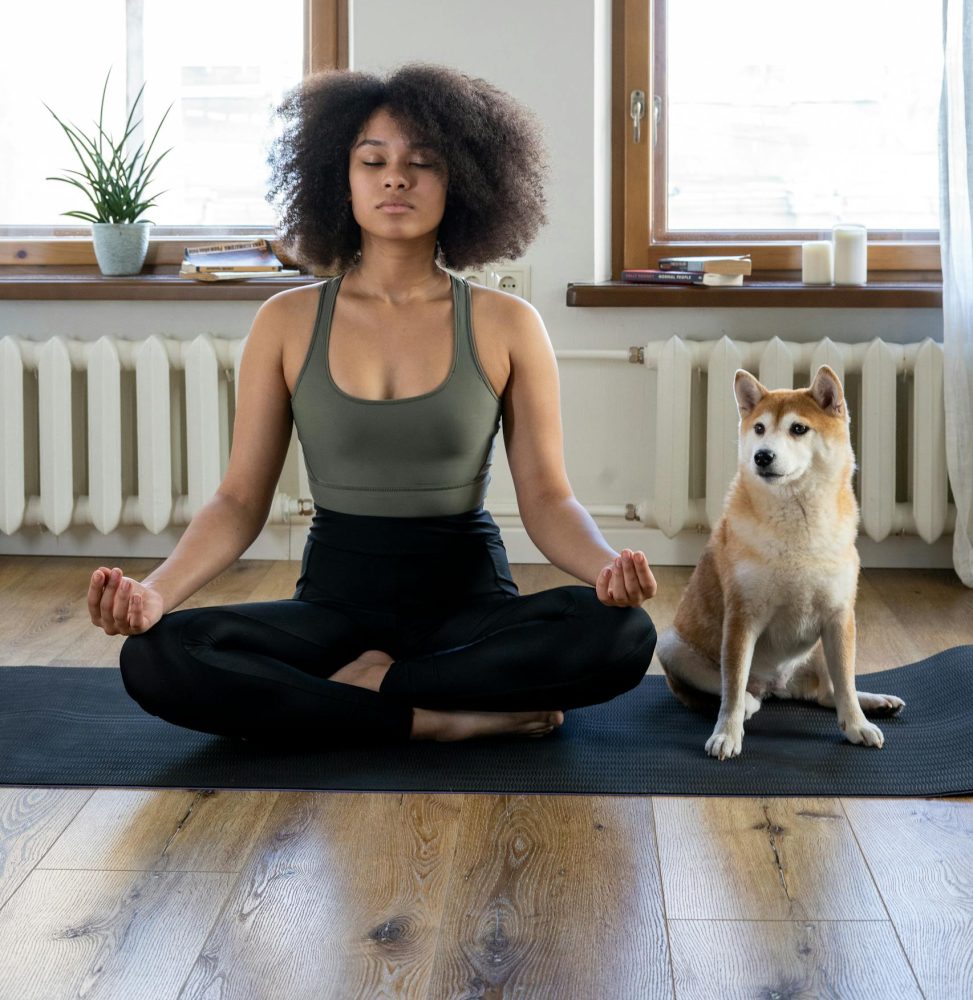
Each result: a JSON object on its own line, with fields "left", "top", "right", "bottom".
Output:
{"left": 791, "top": 423, "right": 809, "bottom": 435}
{"left": 754, "top": 423, "right": 765, "bottom": 436}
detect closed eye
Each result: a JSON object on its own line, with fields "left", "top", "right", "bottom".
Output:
{"left": 362, "top": 161, "right": 434, "bottom": 168}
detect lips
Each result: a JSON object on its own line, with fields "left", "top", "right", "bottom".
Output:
{"left": 378, "top": 201, "right": 412, "bottom": 211}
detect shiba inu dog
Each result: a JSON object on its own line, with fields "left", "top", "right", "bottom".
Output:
{"left": 657, "top": 365, "right": 904, "bottom": 760}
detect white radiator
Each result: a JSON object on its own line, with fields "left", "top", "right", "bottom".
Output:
{"left": 551, "top": 335, "right": 953, "bottom": 544}
{"left": 0, "top": 333, "right": 954, "bottom": 546}
{"left": 0, "top": 334, "right": 309, "bottom": 536}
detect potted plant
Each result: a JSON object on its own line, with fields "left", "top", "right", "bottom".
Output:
{"left": 44, "top": 69, "right": 173, "bottom": 276}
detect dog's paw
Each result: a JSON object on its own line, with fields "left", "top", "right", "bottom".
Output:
{"left": 842, "top": 718, "right": 885, "bottom": 748}
{"left": 857, "top": 691, "right": 905, "bottom": 717}
{"left": 744, "top": 692, "right": 762, "bottom": 720}
{"left": 705, "top": 725, "right": 744, "bottom": 760}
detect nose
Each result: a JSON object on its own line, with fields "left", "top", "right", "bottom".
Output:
{"left": 383, "top": 163, "right": 409, "bottom": 189}
{"left": 754, "top": 449, "right": 775, "bottom": 468}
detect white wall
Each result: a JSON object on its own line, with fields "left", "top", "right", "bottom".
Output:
{"left": 0, "top": 0, "right": 948, "bottom": 567}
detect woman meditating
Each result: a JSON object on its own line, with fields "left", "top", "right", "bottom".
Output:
{"left": 87, "top": 63, "right": 658, "bottom": 746}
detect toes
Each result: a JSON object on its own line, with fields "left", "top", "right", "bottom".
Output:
{"left": 526, "top": 725, "right": 555, "bottom": 738}
{"left": 843, "top": 720, "right": 885, "bottom": 748}
{"left": 858, "top": 691, "right": 906, "bottom": 717}
{"left": 705, "top": 729, "right": 743, "bottom": 760}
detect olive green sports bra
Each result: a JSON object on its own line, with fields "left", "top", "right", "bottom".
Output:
{"left": 289, "top": 272, "right": 503, "bottom": 517}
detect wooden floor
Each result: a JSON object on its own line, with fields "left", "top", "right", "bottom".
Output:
{"left": 0, "top": 555, "right": 971, "bottom": 1000}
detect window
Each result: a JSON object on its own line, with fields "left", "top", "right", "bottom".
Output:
{"left": 2, "top": 0, "right": 346, "bottom": 264}
{"left": 614, "top": 0, "right": 943, "bottom": 274}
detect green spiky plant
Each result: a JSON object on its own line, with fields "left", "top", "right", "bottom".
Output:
{"left": 44, "top": 69, "right": 174, "bottom": 224}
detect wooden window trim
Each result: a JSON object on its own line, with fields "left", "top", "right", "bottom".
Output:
{"left": 612, "top": 0, "right": 942, "bottom": 279}
{"left": 4, "top": 0, "right": 347, "bottom": 270}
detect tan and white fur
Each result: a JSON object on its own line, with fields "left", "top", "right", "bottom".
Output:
{"left": 656, "top": 365, "right": 904, "bottom": 760}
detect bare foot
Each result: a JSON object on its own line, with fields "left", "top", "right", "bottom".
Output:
{"left": 411, "top": 708, "right": 566, "bottom": 742}
{"left": 329, "top": 650, "right": 395, "bottom": 691}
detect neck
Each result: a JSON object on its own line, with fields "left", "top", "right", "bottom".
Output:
{"left": 347, "top": 235, "right": 446, "bottom": 304}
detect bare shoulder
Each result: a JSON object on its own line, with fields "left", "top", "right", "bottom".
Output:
{"left": 468, "top": 283, "right": 550, "bottom": 398}
{"left": 469, "top": 282, "right": 545, "bottom": 335}
{"left": 468, "top": 283, "right": 549, "bottom": 364}
{"left": 250, "top": 283, "right": 327, "bottom": 392}
{"left": 256, "top": 282, "right": 324, "bottom": 327}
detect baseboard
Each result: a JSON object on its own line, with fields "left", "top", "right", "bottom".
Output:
{"left": 1, "top": 517, "right": 954, "bottom": 570}
{"left": 0, "top": 525, "right": 293, "bottom": 561}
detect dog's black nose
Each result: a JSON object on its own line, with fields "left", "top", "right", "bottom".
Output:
{"left": 754, "top": 449, "right": 775, "bottom": 468}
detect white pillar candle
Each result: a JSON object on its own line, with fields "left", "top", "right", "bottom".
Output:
{"left": 802, "top": 241, "right": 833, "bottom": 284}
{"left": 832, "top": 224, "right": 868, "bottom": 285}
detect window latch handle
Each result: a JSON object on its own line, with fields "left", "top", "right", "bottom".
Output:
{"left": 630, "top": 89, "right": 646, "bottom": 144}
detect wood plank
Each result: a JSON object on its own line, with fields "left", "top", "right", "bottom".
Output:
{"left": 424, "top": 794, "right": 672, "bottom": 999}
{"left": 0, "top": 557, "right": 153, "bottom": 667}
{"left": 566, "top": 280, "right": 943, "bottom": 308}
{"left": 865, "top": 568, "right": 973, "bottom": 654}
{"left": 39, "top": 789, "right": 280, "bottom": 874}
{"left": 655, "top": 798, "right": 886, "bottom": 921}
{"left": 241, "top": 559, "right": 303, "bottom": 602}
{"left": 0, "top": 789, "right": 93, "bottom": 909}
{"left": 0, "top": 267, "right": 317, "bottom": 299}
{"left": 853, "top": 572, "right": 928, "bottom": 674}
{"left": 177, "top": 792, "right": 461, "bottom": 1000}
{"left": 0, "top": 868, "right": 236, "bottom": 1000}
{"left": 668, "top": 919, "right": 922, "bottom": 999}
{"left": 843, "top": 798, "right": 973, "bottom": 1000}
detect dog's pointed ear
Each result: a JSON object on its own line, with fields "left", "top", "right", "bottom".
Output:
{"left": 734, "top": 370, "right": 767, "bottom": 416}
{"left": 809, "top": 365, "right": 845, "bottom": 416}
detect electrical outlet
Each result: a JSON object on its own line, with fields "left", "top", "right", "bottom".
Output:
{"left": 486, "top": 264, "right": 531, "bottom": 301}
{"left": 452, "top": 268, "right": 487, "bottom": 285}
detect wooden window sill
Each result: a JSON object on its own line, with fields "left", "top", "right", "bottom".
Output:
{"left": 567, "top": 274, "right": 943, "bottom": 309}
{"left": 0, "top": 266, "right": 324, "bottom": 301}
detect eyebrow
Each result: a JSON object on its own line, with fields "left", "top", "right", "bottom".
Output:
{"left": 353, "top": 139, "right": 436, "bottom": 152}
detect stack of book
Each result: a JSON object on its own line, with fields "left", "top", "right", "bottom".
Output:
{"left": 621, "top": 255, "right": 752, "bottom": 287}
{"left": 180, "top": 239, "right": 300, "bottom": 282}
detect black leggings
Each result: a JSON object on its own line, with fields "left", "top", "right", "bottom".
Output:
{"left": 119, "top": 506, "right": 657, "bottom": 746}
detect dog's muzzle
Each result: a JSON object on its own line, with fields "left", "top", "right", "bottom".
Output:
{"left": 753, "top": 449, "right": 782, "bottom": 479}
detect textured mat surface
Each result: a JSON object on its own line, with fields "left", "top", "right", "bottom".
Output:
{"left": 1, "top": 647, "right": 971, "bottom": 796}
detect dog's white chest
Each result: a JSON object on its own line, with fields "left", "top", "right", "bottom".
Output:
{"left": 733, "top": 557, "right": 856, "bottom": 673}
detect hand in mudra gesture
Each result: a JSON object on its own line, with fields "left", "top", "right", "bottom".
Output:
{"left": 596, "top": 549, "right": 657, "bottom": 607}
{"left": 88, "top": 566, "right": 165, "bottom": 635}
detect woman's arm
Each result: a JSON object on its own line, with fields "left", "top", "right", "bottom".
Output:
{"left": 499, "top": 296, "right": 656, "bottom": 605}
{"left": 88, "top": 291, "right": 299, "bottom": 634}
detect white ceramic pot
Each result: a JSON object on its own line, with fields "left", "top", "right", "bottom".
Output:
{"left": 91, "top": 222, "right": 152, "bottom": 276}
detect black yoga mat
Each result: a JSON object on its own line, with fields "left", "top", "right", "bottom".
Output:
{"left": 2, "top": 647, "right": 971, "bottom": 797}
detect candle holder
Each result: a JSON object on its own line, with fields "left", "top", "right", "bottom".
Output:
{"left": 802, "top": 241, "right": 833, "bottom": 284}
{"left": 833, "top": 224, "right": 867, "bottom": 285}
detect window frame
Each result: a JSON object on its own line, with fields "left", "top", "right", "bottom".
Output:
{"left": 2, "top": 0, "right": 347, "bottom": 268}
{"left": 612, "top": 0, "right": 942, "bottom": 278}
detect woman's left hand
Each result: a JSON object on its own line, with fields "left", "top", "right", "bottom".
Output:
{"left": 596, "top": 549, "right": 657, "bottom": 607}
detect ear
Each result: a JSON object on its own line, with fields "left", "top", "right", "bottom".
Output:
{"left": 734, "top": 369, "right": 768, "bottom": 417}
{"left": 809, "top": 365, "right": 845, "bottom": 416}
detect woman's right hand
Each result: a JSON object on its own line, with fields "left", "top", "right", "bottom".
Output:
{"left": 88, "top": 566, "right": 165, "bottom": 636}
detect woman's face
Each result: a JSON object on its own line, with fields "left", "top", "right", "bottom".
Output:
{"left": 348, "top": 107, "right": 447, "bottom": 244}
